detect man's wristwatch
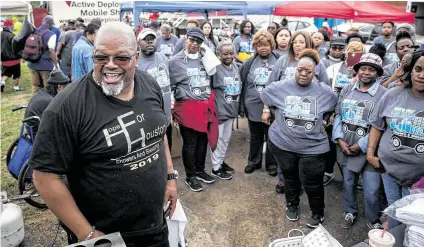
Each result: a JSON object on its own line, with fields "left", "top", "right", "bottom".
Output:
{"left": 167, "top": 170, "right": 179, "bottom": 180}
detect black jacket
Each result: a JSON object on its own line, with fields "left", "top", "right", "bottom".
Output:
{"left": 238, "top": 51, "right": 280, "bottom": 117}
{"left": 1, "top": 30, "right": 21, "bottom": 61}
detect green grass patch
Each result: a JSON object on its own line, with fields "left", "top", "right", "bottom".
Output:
{"left": 1, "top": 64, "right": 33, "bottom": 193}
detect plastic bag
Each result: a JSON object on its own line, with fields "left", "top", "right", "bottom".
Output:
{"left": 404, "top": 225, "right": 424, "bottom": 247}
{"left": 14, "top": 17, "right": 35, "bottom": 42}
{"left": 383, "top": 193, "right": 424, "bottom": 225}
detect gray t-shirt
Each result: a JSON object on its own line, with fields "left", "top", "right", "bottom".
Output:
{"left": 172, "top": 37, "right": 186, "bottom": 56}
{"left": 332, "top": 63, "right": 352, "bottom": 97}
{"left": 369, "top": 87, "right": 424, "bottom": 187}
{"left": 169, "top": 51, "right": 211, "bottom": 101}
{"left": 273, "top": 49, "right": 288, "bottom": 57}
{"left": 321, "top": 57, "right": 342, "bottom": 69}
{"left": 137, "top": 52, "right": 172, "bottom": 123}
{"left": 205, "top": 37, "right": 217, "bottom": 53}
{"left": 212, "top": 63, "right": 240, "bottom": 123}
{"left": 335, "top": 82, "right": 388, "bottom": 173}
{"left": 155, "top": 35, "right": 179, "bottom": 59}
{"left": 372, "top": 36, "right": 395, "bottom": 47}
{"left": 244, "top": 55, "right": 278, "bottom": 122}
{"left": 261, "top": 77, "right": 338, "bottom": 154}
{"left": 268, "top": 55, "right": 330, "bottom": 86}
{"left": 233, "top": 35, "right": 255, "bottom": 54}
{"left": 384, "top": 40, "right": 399, "bottom": 64}
{"left": 376, "top": 62, "right": 399, "bottom": 87}
{"left": 59, "top": 30, "right": 77, "bottom": 67}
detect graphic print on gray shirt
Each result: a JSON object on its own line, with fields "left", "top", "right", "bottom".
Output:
{"left": 169, "top": 51, "right": 211, "bottom": 101}
{"left": 233, "top": 35, "right": 255, "bottom": 54}
{"left": 244, "top": 55, "right": 277, "bottom": 122}
{"left": 335, "top": 83, "right": 388, "bottom": 172}
{"left": 332, "top": 63, "right": 352, "bottom": 97}
{"left": 261, "top": 78, "right": 338, "bottom": 154}
{"left": 155, "top": 35, "right": 179, "bottom": 58}
{"left": 138, "top": 52, "right": 172, "bottom": 123}
{"left": 369, "top": 87, "right": 424, "bottom": 187}
{"left": 212, "top": 63, "right": 241, "bottom": 124}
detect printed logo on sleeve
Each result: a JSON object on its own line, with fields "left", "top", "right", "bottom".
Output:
{"left": 341, "top": 99, "right": 374, "bottom": 137}
{"left": 283, "top": 96, "right": 318, "bottom": 131}
{"left": 187, "top": 65, "right": 211, "bottom": 96}
{"left": 146, "top": 64, "right": 171, "bottom": 94}
{"left": 223, "top": 74, "right": 241, "bottom": 103}
{"left": 102, "top": 111, "right": 167, "bottom": 171}
{"left": 253, "top": 65, "right": 274, "bottom": 92}
{"left": 389, "top": 108, "right": 424, "bottom": 154}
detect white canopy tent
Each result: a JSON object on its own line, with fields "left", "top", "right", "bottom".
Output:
{"left": 1, "top": 1, "right": 33, "bottom": 22}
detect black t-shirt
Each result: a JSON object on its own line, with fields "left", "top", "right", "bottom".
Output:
{"left": 24, "top": 89, "right": 53, "bottom": 136}
{"left": 29, "top": 70, "right": 169, "bottom": 246}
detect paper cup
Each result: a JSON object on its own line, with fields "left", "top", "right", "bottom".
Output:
{"left": 368, "top": 229, "right": 395, "bottom": 247}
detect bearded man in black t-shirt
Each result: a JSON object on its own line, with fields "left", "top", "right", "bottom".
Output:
{"left": 29, "top": 22, "right": 178, "bottom": 247}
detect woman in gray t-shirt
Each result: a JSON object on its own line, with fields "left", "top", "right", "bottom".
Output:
{"left": 201, "top": 22, "right": 218, "bottom": 54}
{"left": 368, "top": 51, "right": 424, "bottom": 229}
{"left": 261, "top": 49, "right": 338, "bottom": 228}
{"left": 332, "top": 53, "right": 388, "bottom": 229}
{"left": 273, "top": 28, "right": 291, "bottom": 58}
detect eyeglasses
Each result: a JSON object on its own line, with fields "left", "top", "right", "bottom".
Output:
{"left": 188, "top": 37, "right": 203, "bottom": 45}
{"left": 297, "top": 68, "right": 313, "bottom": 75}
{"left": 331, "top": 45, "right": 345, "bottom": 51}
{"left": 92, "top": 52, "right": 138, "bottom": 66}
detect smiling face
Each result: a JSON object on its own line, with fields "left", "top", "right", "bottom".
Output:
{"left": 295, "top": 58, "right": 315, "bottom": 87}
{"left": 411, "top": 56, "right": 424, "bottom": 94}
{"left": 357, "top": 65, "right": 378, "bottom": 85}
{"left": 93, "top": 34, "right": 139, "bottom": 97}
{"left": 185, "top": 36, "right": 203, "bottom": 54}
{"left": 243, "top": 22, "right": 252, "bottom": 35}
{"left": 276, "top": 29, "right": 291, "bottom": 49}
{"left": 219, "top": 45, "right": 234, "bottom": 66}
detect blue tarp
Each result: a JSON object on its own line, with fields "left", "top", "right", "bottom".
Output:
{"left": 121, "top": 1, "right": 282, "bottom": 26}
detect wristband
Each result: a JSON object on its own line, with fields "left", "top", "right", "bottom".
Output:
{"left": 86, "top": 226, "right": 96, "bottom": 241}
{"left": 262, "top": 109, "right": 270, "bottom": 113}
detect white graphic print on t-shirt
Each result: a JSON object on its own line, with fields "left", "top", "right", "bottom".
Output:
{"left": 223, "top": 74, "right": 241, "bottom": 103}
{"left": 146, "top": 64, "right": 171, "bottom": 94}
{"left": 187, "top": 66, "right": 211, "bottom": 96}
{"left": 283, "top": 96, "right": 318, "bottom": 131}
{"left": 253, "top": 65, "right": 274, "bottom": 92}
{"left": 341, "top": 99, "right": 374, "bottom": 137}
{"left": 389, "top": 107, "right": 424, "bottom": 154}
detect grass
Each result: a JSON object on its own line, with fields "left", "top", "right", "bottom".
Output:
{"left": 1, "top": 63, "right": 33, "bottom": 194}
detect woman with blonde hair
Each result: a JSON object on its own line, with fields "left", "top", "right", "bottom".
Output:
{"left": 261, "top": 49, "right": 338, "bottom": 228}
{"left": 269, "top": 31, "right": 330, "bottom": 85}
{"left": 239, "top": 30, "right": 280, "bottom": 176}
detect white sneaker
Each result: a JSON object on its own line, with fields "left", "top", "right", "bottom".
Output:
{"left": 263, "top": 142, "right": 267, "bottom": 154}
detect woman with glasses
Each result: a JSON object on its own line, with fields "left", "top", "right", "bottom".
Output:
{"left": 239, "top": 30, "right": 279, "bottom": 177}
{"left": 261, "top": 49, "right": 338, "bottom": 228}
{"left": 169, "top": 28, "right": 219, "bottom": 192}
{"left": 326, "top": 41, "right": 365, "bottom": 97}
{"left": 320, "top": 38, "right": 346, "bottom": 69}
{"left": 332, "top": 53, "right": 387, "bottom": 230}
{"left": 367, "top": 50, "right": 424, "bottom": 229}
{"left": 267, "top": 22, "right": 280, "bottom": 36}
{"left": 201, "top": 22, "right": 219, "bottom": 53}
{"left": 273, "top": 28, "right": 291, "bottom": 57}
{"left": 233, "top": 20, "right": 255, "bottom": 63}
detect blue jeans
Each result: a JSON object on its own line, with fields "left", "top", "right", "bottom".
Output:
{"left": 343, "top": 166, "right": 381, "bottom": 222}
{"left": 381, "top": 173, "right": 410, "bottom": 229}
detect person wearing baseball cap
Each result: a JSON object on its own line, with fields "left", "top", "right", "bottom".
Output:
{"left": 169, "top": 27, "right": 220, "bottom": 192}
{"left": 24, "top": 69, "right": 70, "bottom": 135}
{"left": 137, "top": 28, "right": 173, "bottom": 154}
{"left": 333, "top": 52, "right": 387, "bottom": 230}
{"left": 1, "top": 19, "right": 24, "bottom": 92}
{"left": 150, "top": 20, "right": 161, "bottom": 36}
{"left": 321, "top": 37, "right": 346, "bottom": 69}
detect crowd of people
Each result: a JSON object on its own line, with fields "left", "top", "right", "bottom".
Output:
{"left": 1, "top": 13, "right": 423, "bottom": 246}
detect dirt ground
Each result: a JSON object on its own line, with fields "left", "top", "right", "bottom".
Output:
{"left": 16, "top": 118, "right": 371, "bottom": 247}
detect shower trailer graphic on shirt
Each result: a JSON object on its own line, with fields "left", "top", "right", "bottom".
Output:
{"left": 224, "top": 76, "right": 241, "bottom": 103}
{"left": 389, "top": 109, "right": 424, "bottom": 154}
{"left": 283, "top": 96, "right": 318, "bottom": 131}
{"left": 341, "top": 100, "right": 374, "bottom": 137}
{"left": 187, "top": 66, "right": 211, "bottom": 96}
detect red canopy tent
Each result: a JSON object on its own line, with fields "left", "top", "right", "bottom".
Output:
{"left": 273, "top": 1, "right": 415, "bottom": 24}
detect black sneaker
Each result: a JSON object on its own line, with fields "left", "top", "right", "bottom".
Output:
{"left": 244, "top": 165, "right": 260, "bottom": 174}
{"left": 306, "top": 214, "right": 325, "bottom": 228}
{"left": 211, "top": 168, "right": 232, "bottom": 180}
{"left": 323, "top": 173, "right": 334, "bottom": 186}
{"left": 267, "top": 168, "right": 278, "bottom": 177}
{"left": 185, "top": 177, "right": 203, "bottom": 192}
{"left": 286, "top": 204, "right": 299, "bottom": 221}
{"left": 275, "top": 184, "right": 285, "bottom": 194}
{"left": 357, "top": 176, "right": 363, "bottom": 190}
{"left": 196, "top": 171, "right": 215, "bottom": 184}
{"left": 221, "top": 162, "right": 234, "bottom": 174}
{"left": 367, "top": 220, "right": 383, "bottom": 230}
{"left": 341, "top": 212, "right": 356, "bottom": 229}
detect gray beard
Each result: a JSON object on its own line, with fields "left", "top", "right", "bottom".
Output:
{"left": 101, "top": 80, "right": 125, "bottom": 96}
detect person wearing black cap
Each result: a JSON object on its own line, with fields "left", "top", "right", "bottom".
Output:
{"left": 321, "top": 37, "right": 346, "bottom": 69}
{"left": 372, "top": 21, "right": 395, "bottom": 47}
{"left": 170, "top": 27, "right": 219, "bottom": 192}
{"left": 346, "top": 32, "right": 364, "bottom": 45}
{"left": 24, "top": 70, "right": 70, "bottom": 135}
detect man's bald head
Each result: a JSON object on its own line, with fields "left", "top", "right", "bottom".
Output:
{"left": 95, "top": 22, "right": 137, "bottom": 51}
